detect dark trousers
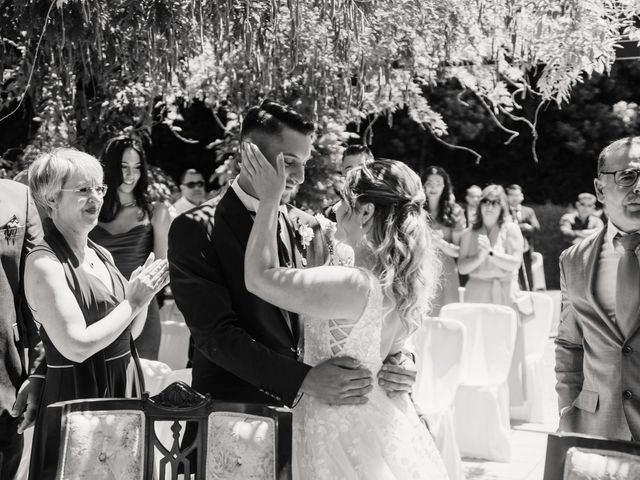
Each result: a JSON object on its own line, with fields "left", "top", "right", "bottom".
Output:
{"left": 0, "top": 414, "right": 24, "bottom": 480}
{"left": 518, "top": 249, "right": 534, "bottom": 291}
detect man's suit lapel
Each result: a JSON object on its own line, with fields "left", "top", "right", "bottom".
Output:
{"left": 585, "top": 226, "right": 625, "bottom": 343}
{"left": 216, "top": 188, "right": 254, "bottom": 250}
{"left": 217, "top": 189, "right": 296, "bottom": 341}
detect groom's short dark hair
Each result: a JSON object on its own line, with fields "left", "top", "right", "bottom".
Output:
{"left": 241, "top": 100, "right": 315, "bottom": 140}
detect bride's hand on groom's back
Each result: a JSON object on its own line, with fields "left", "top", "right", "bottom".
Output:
{"left": 300, "top": 357, "right": 373, "bottom": 405}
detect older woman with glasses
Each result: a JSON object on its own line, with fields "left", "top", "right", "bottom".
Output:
{"left": 24, "top": 148, "right": 168, "bottom": 478}
{"left": 458, "top": 184, "right": 524, "bottom": 306}
{"left": 89, "top": 136, "right": 172, "bottom": 360}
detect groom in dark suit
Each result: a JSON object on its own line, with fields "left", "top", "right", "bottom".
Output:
{"left": 168, "top": 101, "right": 376, "bottom": 409}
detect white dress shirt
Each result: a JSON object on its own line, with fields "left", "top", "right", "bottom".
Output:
{"left": 231, "top": 178, "right": 293, "bottom": 255}
{"left": 595, "top": 221, "right": 640, "bottom": 320}
{"left": 171, "top": 196, "right": 199, "bottom": 216}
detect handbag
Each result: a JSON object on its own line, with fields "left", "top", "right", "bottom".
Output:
{"left": 129, "top": 335, "right": 146, "bottom": 397}
{"left": 513, "top": 291, "right": 535, "bottom": 316}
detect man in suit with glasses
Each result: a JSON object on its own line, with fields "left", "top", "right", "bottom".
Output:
{"left": 506, "top": 184, "right": 540, "bottom": 290}
{"left": 171, "top": 168, "right": 207, "bottom": 217}
{"left": 556, "top": 136, "right": 640, "bottom": 440}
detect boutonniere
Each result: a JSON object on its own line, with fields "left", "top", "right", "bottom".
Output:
{"left": 293, "top": 218, "right": 314, "bottom": 250}
{"left": 2, "top": 215, "right": 21, "bottom": 245}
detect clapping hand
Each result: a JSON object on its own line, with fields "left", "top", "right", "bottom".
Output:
{"left": 127, "top": 252, "right": 169, "bottom": 310}
{"left": 241, "top": 141, "right": 285, "bottom": 204}
{"left": 477, "top": 234, "right": 492, "bottom": 258}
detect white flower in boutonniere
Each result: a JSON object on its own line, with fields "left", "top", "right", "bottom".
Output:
{"left": 294, "top": 218, "right": 315, "bottom": 250}
{"left": 314, "top": 213, "right": 354, "bottom": 267}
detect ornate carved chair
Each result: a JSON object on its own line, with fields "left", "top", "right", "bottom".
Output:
{"left": 30, "top": 382, "right": 292, "bottom": 480}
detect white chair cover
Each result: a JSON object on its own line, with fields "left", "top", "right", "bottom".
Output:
{"left": 531, "top": 252, "right": 547, "bottom": 291}
{"left": 441, "top": 302, "right": 517, "bottom": 462}
{"left": 413, "top": 317, "right": 466, "bottom": 480}
{"left": 158, "top": 319, "right": 190, "bottom": 370}
{"left": 126, "top": 358, "right": 173, "bottom": 397}
{"left": 510, "top": 291, "right": 553, "bottom": 423}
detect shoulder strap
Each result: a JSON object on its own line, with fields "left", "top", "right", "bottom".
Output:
{"left": 129, "top": 335, "right": 146, "bottom": 397}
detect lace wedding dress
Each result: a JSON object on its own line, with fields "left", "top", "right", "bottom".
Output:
{"left": 292, "top": 270, "right": 449, "bottom": 479}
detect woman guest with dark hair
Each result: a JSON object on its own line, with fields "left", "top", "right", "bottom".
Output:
{"left": 25, "top": 148, "right": 168, "bottom": 479}
{"left": 89, "top": 136, "right": 172, "bottom": 360}
{"left": 423, "top": 166, "right": 466, "bottom": 314}
{"left": 458, "top": 184, "right": 523, "bottom": 306}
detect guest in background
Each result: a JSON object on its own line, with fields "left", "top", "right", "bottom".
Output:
{"left": 458, "top": 185, "right": 523, "bottom": 306}
{"left": 463, "top": 184, "right": 482, "bottom": 227}
{"left": 559, "top": 193, "right": 604, "bottom": 247}
{"left": 505, "top": 184, "right": 540, "bottom": 290}
{"left": 89, "top": 136, "right": 172, "bottom": 360}
{"left": 341, "top": 145, "right": 373, "bottom": 175}
{"left": 171, "top": 168, "right": 207, "bottom": 217}
{"left": 423, "top": 166, "right": 466, "bottom": 314}
{"left": 0, "top": 179, "right": 43, "bottom": 480}
{"left": 24, "top": 148, "right": 168, "bottom": 479}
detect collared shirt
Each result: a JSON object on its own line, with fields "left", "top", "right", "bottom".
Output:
{"left": 595, "top": 221, "right": 640, "bottom": 320}
{"left": 559, "top": 212, "right": 604, "bottom": 245}
{"left": 171, "top": 196, "right": 199, "bottom": 217}
{"left": 510, "top": 205, "right": 522, "bottom": 223}
{"left": 230, "top": 178, "right": 293, "bottom": 255}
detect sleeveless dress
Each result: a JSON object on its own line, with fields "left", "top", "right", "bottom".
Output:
{"left": 90, "top": 223, "right": 161, "bottom": 359}
{"left": 28, "top": 219, "right": 131, "bottom": 480}
{"left": 292, "top": 270, "right": 448, "bottom": 480}
{"left": 431, "top": 206, "right": 465, "bottom": 315}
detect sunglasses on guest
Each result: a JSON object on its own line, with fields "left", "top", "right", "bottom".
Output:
{"left": 183, "top": 181, "right": 205, "bottom": 189}
{"left": 480, "top": 198, "right": 501, "bottom": 207}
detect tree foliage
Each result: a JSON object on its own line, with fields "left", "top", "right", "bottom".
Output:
{"left": 1, "top": 0, "right": 639, "bottom": 207}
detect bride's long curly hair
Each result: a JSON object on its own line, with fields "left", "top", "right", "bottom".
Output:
{"left": 340, "top": 159, "right": 441, "bottom": 331}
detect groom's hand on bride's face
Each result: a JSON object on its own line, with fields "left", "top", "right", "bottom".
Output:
{"left": 378, "top": 353, "right": 417, "bottom": 398}
{"left": 300, "top": 357, "right": 373, "bottom": 405}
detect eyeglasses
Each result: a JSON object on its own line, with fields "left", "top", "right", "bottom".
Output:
{"left": 577, "top": 202, "right": 595, "bottom": 208}
{"left": 600, "top": 168, "right": 640, "bottom": 187}
{"left": 183, "top": 181, "right": 205, "bottom": 189}
{"left": 60, "top": 185, "right": 108, "bottom": 197}
{"left": 480, "top": 199, "right": 501, "bottom": 208}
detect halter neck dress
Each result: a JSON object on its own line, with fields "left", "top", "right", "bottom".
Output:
{"left": 90, "top": 223, "right": 161, "bottom": 359}
{"left": 28, "top": 218, "right": 131, "bottom": 480}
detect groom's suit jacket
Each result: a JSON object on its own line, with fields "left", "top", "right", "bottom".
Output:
{"left": 556, "top": 225, "right": 640, "bottom": 440}
{"left": 168, "top": 187, "right": 326, "bottom": 407}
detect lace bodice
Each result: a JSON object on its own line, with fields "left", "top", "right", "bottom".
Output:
{"left": 293, "top": 268, "right": 448, "bottom": 479}
{"left": 302, "top": 269, "right": 384, "bottom": 373}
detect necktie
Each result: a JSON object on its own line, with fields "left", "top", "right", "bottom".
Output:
{"left": 277, "top": 211, "right": 293, "bottom": 268}
{"left": 276, "top": 211, "right": 302, "bottom": 352}
{"left": 615, "top": 233, "right": 640, "bottom": 338}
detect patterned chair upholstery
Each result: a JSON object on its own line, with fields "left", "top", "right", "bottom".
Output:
{"left": 544, "top": 432, "right": 640, "bottom": 480}
{"left": 30, "top": 382, "right": 292, "bottom": 480}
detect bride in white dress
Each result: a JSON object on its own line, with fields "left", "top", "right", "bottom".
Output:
{"left": 243, "top": 147, "right": 448, "bottom": 480}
